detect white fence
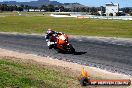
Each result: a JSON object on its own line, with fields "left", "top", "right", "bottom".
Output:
{"left": 88, "top": 16, "right": 132, "bottom": 20}
{"left": 50, "top": 13, "right": 132, "bottom": 20}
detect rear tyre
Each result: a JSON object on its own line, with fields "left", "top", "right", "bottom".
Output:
{"left": 56, "top": 49, "right": 62, "bottom": 53}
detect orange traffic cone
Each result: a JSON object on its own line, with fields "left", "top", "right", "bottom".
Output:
{"left": 81, "top": 68, "right": 89, "bottom": 77}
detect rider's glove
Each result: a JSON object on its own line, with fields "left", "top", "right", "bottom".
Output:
{"left": 46, "top": 39, "right": 49, "bottom": 42}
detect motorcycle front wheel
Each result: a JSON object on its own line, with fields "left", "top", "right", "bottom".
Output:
{"left": 66, "top": 44, "right": 75, "bottom": 54}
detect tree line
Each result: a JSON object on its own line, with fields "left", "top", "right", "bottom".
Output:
{"left": 0, "top": 4, "right": 105, "bottom": 13}
{"left": 0, "top": 4, "right": 131, "bottom": 15}
{"left": 0, "top": 4, "right": 23, "bottom": 11}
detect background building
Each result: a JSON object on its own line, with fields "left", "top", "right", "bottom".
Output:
{"left": 105, "top": 2, "right": 119, "bottom": 16}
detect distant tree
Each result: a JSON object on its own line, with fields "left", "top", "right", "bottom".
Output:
{"left": 58, "top": 5, "right": 64, "bottom": 12}
{"left": 109, "top": 13, "right": 113, "bottom": 16}
{"left": 25, "top": 5, "right": 29, "bottom": 11}
{"left": 116, "top": 12, "right": 121, "bottom": 16}
{"left": 47, "top": 4, "right": 55, "bottom": 12}
{"left": 20, "top": 4, "right": 24, "bottom": 8}
{"left": 90, "top": 7, "right": 97, "bottom": 13}
{"left": 0, "top": 4, "right": 2, "bottom": 12}
{"left": 1, "top": 4, "right": 8, "bottom": 11}
{"left": 17, "top": 7, "right": 23, "bottom": 11}
{"left": 12, "top": 5, "right": 17, "bottom": 11}
{"left": 123, "top": 8, "right": 130, "bottom": 13}
{"left": 129, "top": 12, "right": 132, "bottom": 16}
{"left": 33, "top": 6, "right": 38, "bottom": 10}
{"left": 63, "top": 8, "right": 71, "bottom": 12}
{"left": 86, "top": 7, "right": 90, "bottom": 13}
{"left": 0, "top": 4, "right": 2, "bottom": 11}
{"left": 98, "top": 6, "right": 105, "bottom": 14}
{"left": 73, "top": 7, "right": 76, "bottom": 12}
{"left": 80, "top": 7, "right": 86, "bottom": 12}
{"left": 40, "top": 5, "right": 48, "bottom": 11}
{"left": 8, "top": 5, "right": 13, "bottom": 11}
{"left": 54, "top": 6, "right": 59, "bottom": 11}
{"left": 76, "top": 7, "right": 80, "bottom": 12}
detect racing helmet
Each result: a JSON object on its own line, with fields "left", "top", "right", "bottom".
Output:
{"left": 47, "top": 29, "right": 54, "bottom": 34}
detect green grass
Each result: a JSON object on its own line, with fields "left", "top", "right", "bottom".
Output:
{"left": 0, "top": 58, "right": 78, "bottom": 88}
{"left": 0, "top": 13, "right": 132, "bottom": 38}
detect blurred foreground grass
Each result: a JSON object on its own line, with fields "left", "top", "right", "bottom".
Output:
{"left": 0, "top": 58, "right": 78, "bottom": 88}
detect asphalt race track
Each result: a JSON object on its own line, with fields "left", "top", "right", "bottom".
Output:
{"left": 0, "top": 33, "right": 132, "bottom": 76}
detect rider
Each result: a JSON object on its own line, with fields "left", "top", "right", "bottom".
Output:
{"left": 45, "top": 29, "right": 62, "bottom": 49}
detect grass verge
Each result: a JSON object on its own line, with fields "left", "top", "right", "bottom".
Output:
{"left": 0, "top": 57, "right": 79, "bottom": 88}
{"left": 0, "top": 13, "right": 132, "bottom": 38}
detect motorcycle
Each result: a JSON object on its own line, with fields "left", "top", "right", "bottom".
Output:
{"left": 48, "top": 33, "right": 75, "bottom": 54}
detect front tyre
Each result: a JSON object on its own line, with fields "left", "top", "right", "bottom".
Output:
{"left": 67, "top": 44, "right": 75, "bottom": 53}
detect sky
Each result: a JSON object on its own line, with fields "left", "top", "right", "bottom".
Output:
{"left": 0, "top": 0, "right": 132, "bottom": 7}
